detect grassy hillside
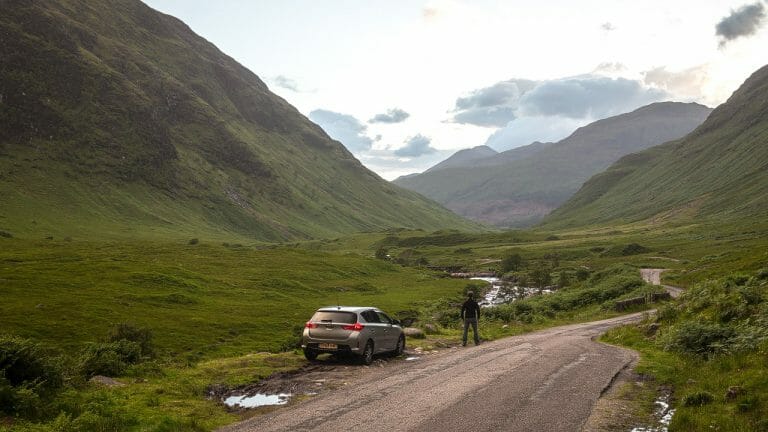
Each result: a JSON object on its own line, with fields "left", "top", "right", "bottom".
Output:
{"left": 394, "top": 102, "right": 711, "bottom": 227}
{"left": 544, "top": 64, "right": 768, "bottom": 229}
{"left": 0, "top": 0, "right": 478, "bottom": 242}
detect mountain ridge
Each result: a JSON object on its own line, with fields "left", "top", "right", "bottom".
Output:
{"left": 0, "top": 0, "right": 480, "bottom": 241}
{"left": 394, "top": 102, "right": 712, "bottom": 227}
{"left": 542, "top": 64, "right": 768, "bottom": 228}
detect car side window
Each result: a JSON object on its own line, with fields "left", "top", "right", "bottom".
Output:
{"left": 361, "top": 310, "right": 380, "bottom": 323}
{"left": 376, "top": 312, "right": 391, "bottom": 324}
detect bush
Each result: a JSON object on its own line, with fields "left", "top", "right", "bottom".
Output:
{"left": 0, "top": 336, "right": 63, "bottom": 390}
{"left": 682, "top": 391, "right": 714, "bottom": 407}
{"left": 500, "top": 253, "right": 523, "bottom": 273}
{"left": 79, "top": 340, "right": 142, "bottom": 377}
{"left": 656, "top": 303, "right": 679, "bottom": 322}
{"left": 663, "top": 321, "right": 735, "bottom": 355}
{"left": 374, "top": 247, "right": 389, "bottom": 260}
{"left": 188, "top": 238, "right": 199, "bottom": 245}
{"left": 0, "top": 335, "right": 63, "bottom": 417}
{"left": 108, "top": 323, "right": 154, "bottom": 358}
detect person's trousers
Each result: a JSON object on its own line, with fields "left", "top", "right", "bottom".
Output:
{"left": 462, "top": 318, "right": 479, "bottom": 345}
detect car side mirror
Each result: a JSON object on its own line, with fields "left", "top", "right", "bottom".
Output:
{"left": 392, "top": 319, "right": 401, "bottom": 326}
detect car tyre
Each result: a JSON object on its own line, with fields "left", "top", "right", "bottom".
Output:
{"left": 303, "top": 348, "right": 318, "bottom": 361}
{"left": 360, "top": 340, "right": 374, "bottom": 365}
{"left": 392, "top": 335, "right": 405, "bottom": 357}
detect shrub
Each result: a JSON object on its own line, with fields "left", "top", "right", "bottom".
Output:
{"left": 0, "top": 336, "right": 63, "bottom": 390}
{"left": 663, "top": 321, "right": 735, "bottom": 355}
{"left": 79, "top": 340, "right": 142, "bottom": 377}
{"left": 108, "top": 323, "right": 154, "bottom": 358}
{"left": 682, "top": 391, "right": 714, "bottom": 407}
{"left": 188, "top": 238, "right": 199, "bottom": 245}
{"left": 575, "top": 268, "right": 590, "bottom": 281}
{"left": 500, "top": 253, "right": 523, "bottom": 273}
{"left": 374, "top": 247, "right": 389, "bottom": 260}
{"left": 0, "top": 336, "right": 63, "bottom": 417}
{"left": 656, "top": 303, "right": 679, "bottom": 322}
{"left": 0, "top": 230, "right": 12, "bottom": 238}
{"left": 756, "top": 268, "right": 768, "bottom": 281}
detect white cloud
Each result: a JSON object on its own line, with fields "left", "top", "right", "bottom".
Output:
{"left": 644, "top": 65, "right": 710, "bottom": 102}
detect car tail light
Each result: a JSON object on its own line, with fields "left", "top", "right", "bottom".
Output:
{"left": 305, "top": 321, "right": 318, "bottom": 329}
{"left": 342, "top": 322, "right": 364, "bottom": 331}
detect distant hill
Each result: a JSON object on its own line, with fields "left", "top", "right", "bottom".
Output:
{"left": 394, "top": 102, "right": 712, "bottom": 227}
{"left": 542, "top": 64, "right": 768, "bottom": 228}
{"left": 424, "top": 146, "right": 498, "bottom": 173}
{"left": 0, "top": 0, "right": 479, "bottom": 241}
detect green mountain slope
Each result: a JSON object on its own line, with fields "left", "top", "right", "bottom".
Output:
{"left": 394, "top": 102, "right": 712, "bottom": 228}
{"left": 0, "top": 0, "right": 478, "bottom": 241}
{"left": 543, "top": 64, "right": 768, "bottom": 228}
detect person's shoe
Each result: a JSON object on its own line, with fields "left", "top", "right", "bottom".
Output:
{"left": 462, "top": 342, "right": 466, "bottom": 347}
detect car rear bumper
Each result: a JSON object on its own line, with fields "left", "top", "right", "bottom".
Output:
{"left": 302, "top": 342, "right": 362, "bottom": 354}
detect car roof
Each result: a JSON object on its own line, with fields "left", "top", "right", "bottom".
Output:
{"left": 315, "top": 306, "right": 379, "bottom": 313}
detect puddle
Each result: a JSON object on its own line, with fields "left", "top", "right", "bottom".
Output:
{"left": 630, "top": 390, "right": 675, "bottom": 432}
{"left": 223, "top": 393, "right": 291, "bottom": 408}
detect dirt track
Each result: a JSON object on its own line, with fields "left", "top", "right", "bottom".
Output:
{"left": 640, "top": 268, "right": 684, "bottom": 298}
{"left": 218, "top": 312, "right": 648, "bottom": 432}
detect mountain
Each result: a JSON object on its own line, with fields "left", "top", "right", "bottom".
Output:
{"left": 393, "top": 102, "right": 712, "bottom": 227}
{"left": 424, "top": 146, "right": 498, "bottom": 173}
{"left": 542, "top": 64, "right": 768, "bottom": 229}
{"left": 0, "top": 0, "right": 479, "bottom": 241}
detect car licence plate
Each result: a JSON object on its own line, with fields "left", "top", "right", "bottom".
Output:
{"left": 318, "top": 343, "right": 338, "bottom": 350}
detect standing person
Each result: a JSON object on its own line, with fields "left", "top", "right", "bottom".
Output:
{"left": 461, "top": 291, "right": 481, "bottom": 346}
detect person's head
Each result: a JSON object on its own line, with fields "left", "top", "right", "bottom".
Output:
{"left": 466, "top": 291, "right": 474, "bottom": 299}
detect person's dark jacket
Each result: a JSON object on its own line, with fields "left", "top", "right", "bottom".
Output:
{"left": 461, "top": 298, "right": 481, "bottom": 320}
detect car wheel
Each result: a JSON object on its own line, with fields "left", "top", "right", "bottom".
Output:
{"left": 393, "top": 335, "right": 405, "bottom": 357}
{"left": 360, "top": 340, "right": 374, "bottom": 365}
{"left": 303, "top": 348, "right": 318, "bottom": 361}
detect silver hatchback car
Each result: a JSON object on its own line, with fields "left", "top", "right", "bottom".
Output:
{"left": 301, "top": 306, "right": 406, "bottom": 365}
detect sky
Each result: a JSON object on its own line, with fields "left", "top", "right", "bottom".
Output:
{"left": 144, "top": 0, "right": 768, "bottom": 180}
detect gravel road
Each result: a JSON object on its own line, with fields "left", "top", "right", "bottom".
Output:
{"left": 640, "top": 268, "right": 684, "bottom": 298}
{"left": 219, "top": 312, "right": 647, "bottom": 432}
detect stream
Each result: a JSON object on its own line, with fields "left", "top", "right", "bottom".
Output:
{"left": 470, "top": 276, "right": 553, "bottom": 307}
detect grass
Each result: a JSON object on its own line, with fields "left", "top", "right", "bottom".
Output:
{"left": 0, "top": 238, "right": 470, "bottom": 359}
{"left": 600, "top": 267, "right": 768, "bottom": 431}
{"left": 1, "top": 213, "right": 766, "bottom": 430}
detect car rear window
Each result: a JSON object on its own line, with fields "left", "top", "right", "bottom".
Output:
{"left": 311, "top": 311, "right": 357, "bottom": 324}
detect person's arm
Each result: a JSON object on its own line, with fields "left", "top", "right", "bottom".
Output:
{"left": 461, "top": 302, "right": 466, "bottom": 319}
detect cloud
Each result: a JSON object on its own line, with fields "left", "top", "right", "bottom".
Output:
{"left": 394, "top": 135, "right": 438, "bottom": 157}
{"left": 644, "top": 65, "right": 710, "bottom": 102}
{"left": 716, "top": 2, "right": 766, "bottom": 47}
{"left": 369, "top": 108, "right": 410, "bottom": 124}
{"left": 309, "top": 109, "right": 374, "bottom": 152}
{"left": 455, "top": 74, "right": 672, "bottom": 152}
{"left": 450, "top": 79, "right": 537, "bottom": 127}
{"left": 518, "top": 77, "right": 668, "bottom": 119}
{"left": 601, "top": 22, "right": 616, "bottom": 31}
{"left": 450, "top": 76, "right": 667, "bottom": 127}
{"left": 593, "top": 62, "right": 627, "bottom": 74}
{"left": 271, "top": 75, "right": 300, "bottom": 92}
